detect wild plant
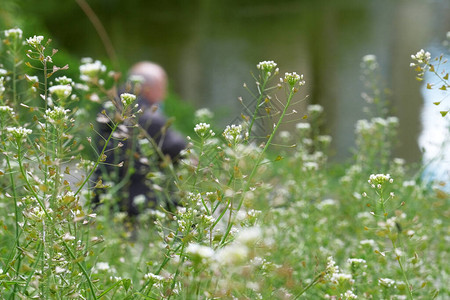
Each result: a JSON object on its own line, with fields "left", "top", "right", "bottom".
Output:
{"left": 0, "top": 29, "right": 136, "bottom": 298}
{"left": 1, "top": 28, "right": 448, "bottom": 300}
{"left": 410, "top": 31, "right": 450, "bottom": 117}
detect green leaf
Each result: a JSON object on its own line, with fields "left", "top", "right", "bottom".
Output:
{"left": 123, "top": 278, "right": 131, "bottom": 292}
{"left": 433, "top": 101, "right": 441, "bottom": 105}
{"left": 439, "top": 85, "right": 447, "bottom": 91}
{"left": 440, "top": 111, "right": 448, "bottom": 117}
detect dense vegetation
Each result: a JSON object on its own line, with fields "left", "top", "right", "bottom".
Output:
{"left": 0, "top": 28, "right": 449, "bottom": 299}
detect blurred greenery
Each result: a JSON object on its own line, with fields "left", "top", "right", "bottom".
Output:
{"left": 1, "top": 0, "right": 200, "bottom": 136}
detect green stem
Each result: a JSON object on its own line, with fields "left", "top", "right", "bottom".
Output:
{"left": 380, "top": 197, "right": 414, "bottom": 300}
{"left": 220, "top": 88, "right": 296, "bottom": 245}
{"left": 247, "top": 74, "right": 269, "bottom": 138}
{"left": 293, "top": 272, "right": 324, "bottom": 299}
{"left": 75, "top": 122, "right": 119, "bottom": 197}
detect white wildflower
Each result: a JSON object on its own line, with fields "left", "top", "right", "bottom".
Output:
{"left": 378, "top": 277, "right": 396, "bottom": 288}
{"left": 0, "top": 106, "right": 14, "bottom": 116}
{"left": 195, "top": 108, "right": 214, "bottom": 120}
{"left": 343, "top": 289, "right": 358, "bottom": 299}
{"left": 26, "top": 35, "right": 44, "bottom": 47}
{"left": 307, "top": 104, "right": 324, "bottom": 114}
{"left": 55, "top": 76, "right": 73, "bottom": 85}
{"left": 95, "top": 262, "right": 110, "bottom": 272}
{"left": 49, "top": 85, "right": 72, "bottom": 100}
{"left": 120, "top": 93, "right": 136, "bottom": 108}
{"left": 368, "top": 174, "right": 393, "bottom": 187}
{"left": 62, "top": 233, "right": 76, "bottom": 241}
{"left": 236, "top": 226, "right": 262, "bottom": 246}
{"left": 4, "top": 28, "right": 23, "bottom": 39}
{"left": 80, "top": 59, "right": 106, "bottom": 81}
{"left": 223, "top": 124, "right": 243, "bottom": 144}
{"left": 44, "top": 106, "right": 70, "bottom": 123}
{"left": 194, "top": 123, "right": 214, "bottom": 137}
{"left": 215, "top": 243, "right": 248, "bottom": 265}
{"left": 144, "top": 272, "right": 165, "bottom": 282}
{"left": 7, "top": 126, "right": 32, "bottom": 139}
{"left": 411, "top": 49, "right": 431, "bottom": 64}
{"left": 283, "top": 72, "right": 305, "bottom": 88}
{"left": 186, "top": 243, "right": 215, "bottom": 261}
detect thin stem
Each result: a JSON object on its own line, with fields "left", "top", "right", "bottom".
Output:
{"left": 247, "top": 74, "right": 269, "bottom": 138}
{"left": 220, "top": 88, "right": 296, "bottom": 245}
{"left": 380, "top": 196, "right": 414, "bottom": 300}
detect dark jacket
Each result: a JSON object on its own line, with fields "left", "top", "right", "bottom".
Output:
{"left": 94, "top": 96, "right": 186, "bottom": 216}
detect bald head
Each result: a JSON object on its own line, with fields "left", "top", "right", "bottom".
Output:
{"left": 129, "top": 61, "right": 167, "bottom": 105}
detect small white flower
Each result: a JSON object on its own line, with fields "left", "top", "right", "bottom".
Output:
{"left": 236, "top": 226, "right": 262, "bottom": 246}
{"left": 144, "top": 272, "right": 165, "bottom": 282}
{"left": 55, "top": 76, "right": 73, "bottom": 85}
{"left": 186, "top": 243, "right": 215, "bottom": 260}
{"left": 347, "top": 258, "right": 367, "bottom": 267}
{"left": 295, "top": 122, "right": 311, "bottom": 131}
{"left": 283, "top": 72, "right": 305, "bottom": 88}
{"left": 4, "top": 28, "right": 23, "bottom": 39}
{"left": 120, "top": 93, "right": 136, "bottom": 108}
{"left": 411, "top": 49, "right": 431, "bottom": 64}
{"left": 378, "top": 277, "right": 396, "bottom": 288}
{"left": 7, "top": 126, "right": 32, "bottom": 139}
{"left": 307, "top": 104, "right": 324, "bottom": 114}
{"left": 26, "top": 35, "right": 44, "bottom": 47}
{"left": 343, "top": 289, "right": 358, "bottom": 299}
{"left": 195, "top": 108, "right": 214, "bottom": 120}
{"left": 215, "top": 243, "right": 248, "bottom": 265}
{"left": 0, "top": 106, "right": 14, "bottom": 116}
{"left": 44, "top": 106, "right": 70, "bottom": 123}
{"left": 62, "top": 233, "right": 75, "bottom": 241}
{"left": 49, "top": 85, "right": 72, "bottom": 100}
{"left": 80, "top": 59, "right": 106, "bottom": 81}
{"left": 223, "top": 124, "right": 243, "bottom": 144}
{"left": 133, "top": 194, "right": 146, "bottom": 206}
{"left": 55, "top": 266, "right": 66, "bottom": 274}
{"left": 194, "top": 123, "right": 213, "bottom": 137}
{"left": 95, "top": 262, "right": 110, "bottom": 272}
{"left": 368, "top": 174, "right": 393, "bottom": 187}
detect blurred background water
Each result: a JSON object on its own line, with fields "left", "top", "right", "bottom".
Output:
{"left": 2, "top": 0, "right": 450, "bottom": 164}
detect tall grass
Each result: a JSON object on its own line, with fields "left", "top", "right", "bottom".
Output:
{"left": 0, "top": 29, "right": 448, "bottom": 299}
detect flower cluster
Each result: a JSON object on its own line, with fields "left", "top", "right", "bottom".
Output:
{"left": 0, "top": 76, "right": 5, "bottom": 96}
{"left": 283, "top": 72, "right": 305, "bottom": 89}
{"left": 26, "top": 35, "right": 44, "bottom": 48}
{"left": 368, "top": 173, "right": 393, "bottom": 189}
{"left": 410, "top": 49, "right": 431, "bottom": 66}
{"left": 361, "top": 54, "right": 379, "bottom": 72}
{"left": 223, "top": 124, "right": 243, "bottom": 145}
{"left": 4, "top": 28, "right": 23, "bottom": 40}
{"left": 120, "top": 93, "right": 136, "bottom": 108}
{"left": 186, "top": 243, "right": 215, "bottom": 263}
{"left": 342, "top": 289, "right": 358, "bottom": 299}
{"left": 194, "top": 123, "right": 214, "bottom": 138}
{"left": 44, "top": 106, "right": 70, "bottom": 123}
{"left": 79, "top": 58, "right": 107, "bottom": 82}
{"left": 55, "top": 76, "right": 73, "bottom": 85}
{"left": 378, "top": 277, "right": 397, "bottom": 288}
{"left": 7, "top": 126, "right": 32, "bottom": 140}
{"left": 355, "top": 117, "right": 398, "bottom": 135}
{"left": 195, "top": 108, "right": 214, "bottom": 121}
{"left": 256, "top": 60, "right": 279, "bottom": 77}
{"left": 49, "top": 84, "right": 72, "bottom": 101}
{"left": 0, "top": 106, "right": 14, "bottom": 116}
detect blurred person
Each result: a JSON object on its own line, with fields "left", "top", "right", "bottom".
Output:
{"left": 94, "top": 61, "right": 186, "bottom": 217}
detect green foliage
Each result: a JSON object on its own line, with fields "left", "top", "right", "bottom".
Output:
{"left": 0, "top": 29, "right": 448, "bottom": 300}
